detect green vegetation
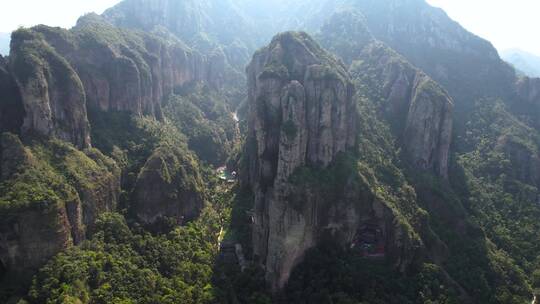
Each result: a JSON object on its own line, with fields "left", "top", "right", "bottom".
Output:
{"left": 164, "top": 84, "right": 238, "bottom": 166}
{"left": 28, "top": 209, "right": 221, "bottom": 304}
{"left": 0, "top": 133, "right": 122, "bottom": 302}
{"left": 0, "top": 134, "right": 117, "bottom": 213}
{"left": 20, "top": 167, "right": 249, "bottom": 304}
{"left": 532, "top": 269, "right": 540, "bottom": 294}
{"left": 285, "top": 245, "right": 460, "bottom": 304}
{"left": 452, "top": 98, "right": 540, "bottom": 298}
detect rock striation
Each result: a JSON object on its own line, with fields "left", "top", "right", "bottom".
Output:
{"left": 318, "top": 10, "right": 453, "bottom": 178}
{"left": 0, "top": 55, "right": 24, "bottom": 134}
{"left": 351, "top": 43, "right": 453, "bottom": 178}
{"left": 4, "top": 14, "right": 228, "bottom": 148}
{"left": 244, "top": 31, "right": 359, "bottom": 290}
{"left": 102, "top": 0, "right": 256, "bottom": 65}
{"left": 9, "top": 30, "right": 91, "bottom": 149}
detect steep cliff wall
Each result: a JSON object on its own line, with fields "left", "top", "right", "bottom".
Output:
{"left": 5, "top": 14, "right": 227, "bottom": 148}
{"left": 0, "top": 133, "right": 120, "bottom": 277}
{"left": 0, "top": 56, "right": 24, "bottom": 134}
{"left": 103, "top": 0, "right": 255, "bottom": 66}
{"left": 351, "top": 43, "right": 453, "bottom": 177}
{"left": 244, "top": 32, "right": 425, "bottom": 291}
{"left": 132, "top": 144, "right": 205, "bottom": 225}
{"left": 244, "top": 32, "right": 357, "bottom": 290}
{"left": 9, "top": 30, "right": 91, "bottom": 149}
{"left": 318, "top": 10, "right": 453, "bottom": 178}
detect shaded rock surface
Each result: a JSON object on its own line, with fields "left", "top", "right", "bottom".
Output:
{"left": 0, "top": 56, "right": 24, "bottom": 134}
{"left": 351, "top": 43, "right": 453, "bottom": 177}
{"left": 3, "top": 14, "right": 229, "bottom": 148}
{"left": 244, "top": 31, "right": 361, "bottom": 290}
{"left": 319, "top": 10, "right": 453, "bottom": 177}
{"left": 0, "top": 133, "right": 120, "bottom": 277}
{"left": 132, "top": 144, "right": 205, "bottom": 225}
{"left": 102, "top": 0, "right": 256, "bottom": 67}
{"left": 9, "top": 30, "right": 90, "bottom": 149}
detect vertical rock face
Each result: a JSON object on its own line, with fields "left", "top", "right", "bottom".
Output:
{"left": 0, "top": 134, "right": 78, "bottom": 276}
{"left": 35, "top": 15, "right": 225, "bottom": 120}
{"left": 351, "top": 43, "right": 453, "bottom": 178}
{"left": 516, "top": 77, "right": 540, "bottom": 104}
{"left": 132, "top": 145, "right": 205, "bottom": 225}
{"left": 9, "top": 30, "right": 91, "bottom": 149}
{"left": 3, "top": 14, "right": 228, "bottom": 148}
{"left": 0, "top": 133, "right": 120, "bottom": 276}
{"left": 349, "top": 0, "right": 516, "bottom": 108}
{"left": 515, "top": 76, "right": 540, "bottom": 127}
{"left": 245, "top": 32, "right": 357, "bottom": 290}
{"left": 102, "top": 0, "right": 256, "bottom": 62}
{"left": 0, "top": 56, "right": 24, "bottom": 134}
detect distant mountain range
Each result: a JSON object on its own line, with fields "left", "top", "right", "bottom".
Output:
{"left": 501, "top": 48, "right": 540, "bottom": 77}
{"left": 0, "top": 33, "right": 9, "bottom": 56}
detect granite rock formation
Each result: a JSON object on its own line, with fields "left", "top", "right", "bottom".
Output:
{"left": 352, "top": 43, "right": 453, "bottom": 177}
{"left": 9, "top": 30, "right": 91, "bottom": 149}
{"left": 132, "top": 145, "right": 205, "bottom": 225}
{"left": 0, "top": 56, "right": 24, "bottom": 134}
{"left": 4, "top": 14, "right": 227, "bottom": 148}
{"left": 319, "top": 10, "right": 453, "bottom": 178}
{"left": 0, "top": 133, "right": 120, "bottom": 276}
{"left": 245, "top": 31, "right": 360, "bottom": 290}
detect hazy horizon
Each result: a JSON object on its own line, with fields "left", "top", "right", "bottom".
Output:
{"left": 427, "top": 0, "right": 540, "bottom": 57}
{"left": 0, "top": 0, "right": 121, "bottom": 33}
{"left": 0, "top": 0, "right": 539, "bottom": 57}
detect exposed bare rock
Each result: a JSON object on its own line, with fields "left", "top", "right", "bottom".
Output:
{"left": 9, "top": 30, "right": 91, "bottom": 149}
{"left": 0, "top": 56, "right": 24, "bottom": 134}
{"left": 515, "top": 76, "right": 540, "bottom": 110}
{"left": 102, "top": 0, "right": 258, "bottom": 64}
{"left": 351, "top": 42, "right": 453, "bottom": 178}
{"left": 244, "top": 31, "right": 359, "bottom": 290}
{"left": 4, "top": 14, "right": 229, "bottom": 148}
{"left": 0, "top": 133, "right": 120, "bottom": 276}
{"left": 0, "top": 134, "right": 79, "bottom": 276}
{"left": 132, "top": 145, "right": 205, "bottom": 225}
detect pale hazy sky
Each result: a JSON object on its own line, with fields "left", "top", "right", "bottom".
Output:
{"left": 0, "top": 0, "right": 538, "bottom": 56}
{"left": 0, "top": 0, "right": 122, "bottom": 32}
{"left": 427, "top": 0, "right": 540, "bottom": 56}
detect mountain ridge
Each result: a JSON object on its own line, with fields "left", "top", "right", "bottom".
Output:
{"left": 502, "top": 48, "right": 540, "bottom": 78}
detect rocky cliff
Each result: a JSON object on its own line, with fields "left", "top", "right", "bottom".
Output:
{"left": 132, "top": 144, "right": 205, "bottom": 225}
{"left": 102, "top": 0, "right": 255, "bottom": 66}
{"left": 4, "top": 14, "right": 228, "bottom": 148}
{"left": 351, "top": 43, "right": 453, "bottom": 177}
{"left": 244, "top": 32, "right": 422, "bottom": 291}
{"left": 0, "top": 133, "right": 120, "bottom": 277}
{"left": 9, "top": 30, "right": 91, "bottom": 149}
{"left": 318, "top": 10, "right": 453, "bottom": 178}
{"left": 0, "top": 56, "right": 24, "bottom": 134}
{"left": 244, "top": 31, "right": 356, "bottom": 290}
